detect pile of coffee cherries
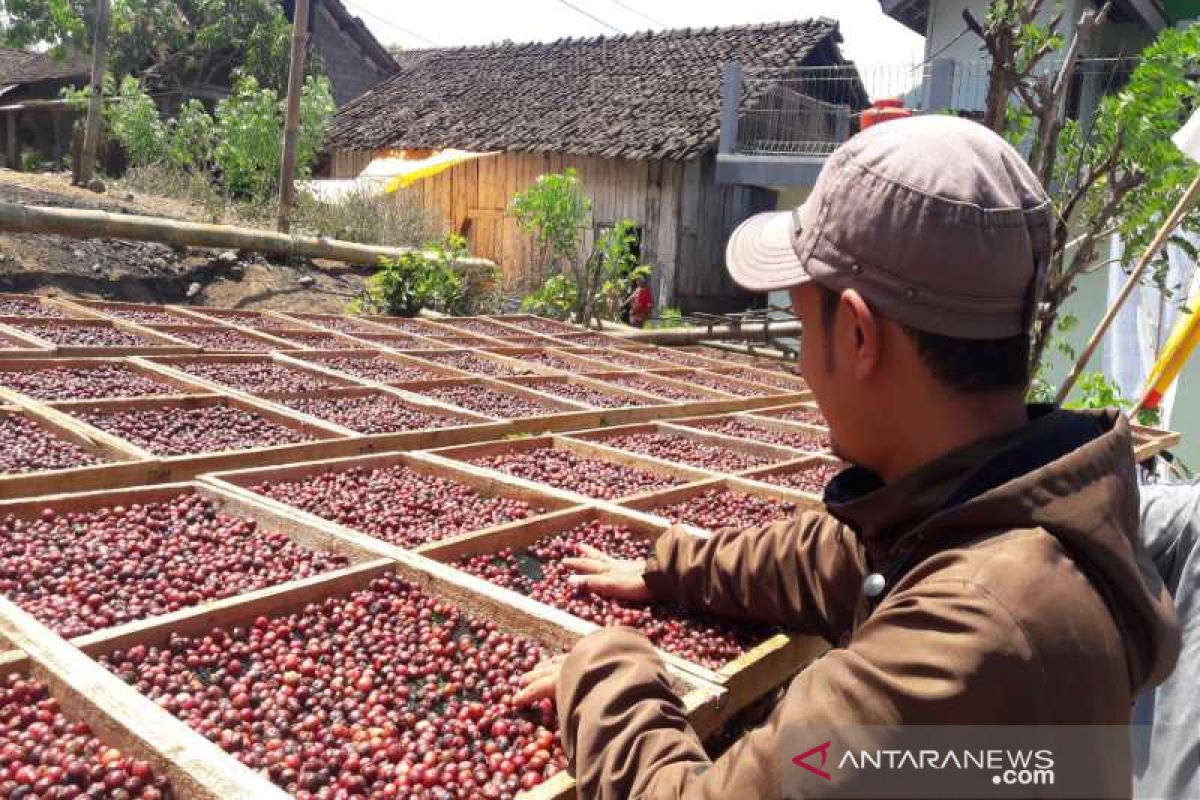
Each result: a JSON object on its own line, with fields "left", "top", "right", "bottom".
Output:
{"left": 178, "top": 361, "right": 338, "bottom": 394}
{"left": 251, "top": 464, "right": 545, "bottom": 548}
{"left": 100, "top": 575, "right": 567, "bottom": 798}
{"left": 0, "top": 492, "right": 348, "bottom": 637}
{"left": 420, "top": 384, "right": 557, "bottom": 419}
{"left": 440, "top": 319, "right": 519, "bottom": 338}
{"left": 754, "top": 460, "right": 845, "bottom": 495}
{"left": 510, "top": 351, "right": 586, "bottom": 372}
{"left": 73, "top": 403, "right": 311, "bottom": 455}
{"left": 524, "top": 380, "right": 649, "bottom": 409}
{"left": 684, "top": 417, "right": 830, "bottom": 452}
{"left": 0, "top": 297, "right": 64, "bottom": 318}
{"left": 281, "top": 394, "right": 460, "bottom": 434}
{"left": 163, "top": 328, "right": 271, "bottom": 353}
{"left": 0, "top": 413, "right": 100, "bottom": 474}
{"left": 685, "top": 371, "right": 772, "bottom": 397}
{"left": 17, "top": 323, "right": 154, "bottom": 349}
{"left": 597, "top": 432, "right": 770, "bottom": 472}
{"left": 0, "top": 675, "right": 173, "bottom": 798}
{"left": 457, "top": 522, "right": 766, "bottom": 669}
{"left": 104, "top": 308, "right": 195, "bottom": 326}
{"left": 468, "top": 447, "right": 684, "bottom": 499}
{"left": 654, "top": 487, "right": 798, "bottom": 530}
{"left": 767, "top": 406, "right": 827, "bottom": 426}
{"left": 0, "top": 364, "right": 178, "bottom": 401}
{"left": 310, "top": 355, "right": 439, "bottom": 384}
{"left": 599, "top": 375, "right": 708, "bottom": 402}
{"left": 264, "top": 330, "right": 348, "bottom": 350}
{"left": 420, "top": 352, "right": 525, "bottom": 377}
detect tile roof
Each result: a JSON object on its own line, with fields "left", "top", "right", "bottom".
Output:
{"left": 328, "top": 19, "right": 846, "bottom": 161}
{"left": 0, "top": 47, "right": 90, "bottom": 87}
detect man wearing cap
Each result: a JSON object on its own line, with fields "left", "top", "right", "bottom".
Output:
{"left": 515, "top": 117, "right": 1180, "bottom": 799}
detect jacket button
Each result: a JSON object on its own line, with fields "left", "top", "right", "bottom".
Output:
{"left": 862, "top": 573, "right": 886, "bottom": 598}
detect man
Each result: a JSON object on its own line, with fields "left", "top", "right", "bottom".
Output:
{"left": 515, "top": 116, "right": 1181, "bottom": 799}
{"left": 1134, "top": 478, "right": 1199, "bottom": 799}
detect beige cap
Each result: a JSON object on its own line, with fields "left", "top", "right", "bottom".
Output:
{"left": 726, "top": 115, "right": 1053, "bottom": 339}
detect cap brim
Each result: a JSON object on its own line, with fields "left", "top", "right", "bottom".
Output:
{"left": 726, "top": 210, "right": 815, "bottom": 292}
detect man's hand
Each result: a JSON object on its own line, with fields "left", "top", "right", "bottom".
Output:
{"left": 514, "top": 653, "right": 567, "bottom": 707}
{"left": 563, "top": 544, "right": 653, "bottom": 602}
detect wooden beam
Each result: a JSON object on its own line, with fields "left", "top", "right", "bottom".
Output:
{"left": 277, "top": 0, "right": 311, "bottom": 233}
{"left": 77, "top": 0, "right": 110, "bottom": 187}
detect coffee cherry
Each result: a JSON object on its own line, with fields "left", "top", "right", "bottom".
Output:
{"left": 99, "top": 575, "right": 567, "bottom": 798}
{"left": 176, "top": 361, "right": 339, "bottom": 394}
{"left": 0, "top": 492, "right": 348, "bottom": 637}
{"left": 278, "top": 394, "right": 463, "bottom": 435}
{"left": 467, "top": 447, "right": 684, "bottom": 500}
{"left": 287, "top": 316, "right": 376, "bottom": 335}
{"left": 595, "top": 375, "right": 710, "bottom": 402}
{"left": 0, "top": 413, "right": 100, "bottom": 473}
{"left": 417, "top": 351, "right": 526, "bottom": 377}
{"left": 439, "top": 319, "right": 520, "bottom": 339}
{"left": 417, "top": 384, "right": 559, "bottom": 419}
{"left": 754, "top": 460, "right": 845, "bottom": 494}
{"left": 0, "top": 297, "right": 65, "bottom": 317}
{"left": 156, "top": 328, "right": 272, "bottom": 353}
{"left": 725, "top": 368, "right": 809, "bottom": 393}
{"left": 0, "top": 364, "right": 179, "bottom": 401}
{"left": 99, "top": 308, "right": 196, "bottom": 326}
{"left": 500, "top": 317, "right": 578, "bottom": 336}
{"left": 595, "top": 432, "right": 771, "bottom": 472}
{"left": 684, "top": 371, "right": 774, "bottom": 397}
{"left": 570, "top": 350, "right": 672, "bottom": 371}
{"left": 764, "top": 406, "right": 827, "bottom": 426}
{"left": 654, "top": 487, "right": 797, "bottom": 531}
{"left": 456, "top": 522, "right": 769, "bottom": 669}
{"left": 250, "top": 464, "right": 544, "bottom": 548}
{"left": 343, "top": 331, "right": 437, "bottom": 349}
{"left": 11, "top": 322, "right": 157, "bottom": 348}
{"left": 72, "top": 403, "right": 312, "bottom": 456}
{"left": 0, "top": 675, "right": 173, "bottom": 797}
{"left": 506, "top": 350, "right": 588, "bottom": 372}
{"left": 258, "top": 329, "right": 350, "bottom": 350}
{"left": 517, "top": 380, "right": 652, "bottom": 409}
{"left": 301, "top": 355, "right": 440, "bottom": 384}
{"left": 681, "top": 417, "right": 830, "bottom": 451}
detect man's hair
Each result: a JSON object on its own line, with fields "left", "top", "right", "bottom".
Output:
{"left": 818, "top": 285, "right": 1029, "bottom": 393}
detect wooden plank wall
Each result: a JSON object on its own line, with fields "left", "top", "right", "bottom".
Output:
{"left": 329, "top": 149, "right": 775, "bottom": 311}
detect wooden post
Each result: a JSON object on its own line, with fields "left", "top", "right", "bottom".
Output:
{"left": 77, "top": 0, "right": 111, "bottom": 188}
{"left": 4, "top": 112, "right": 17, "bottom": 171}
{"left": 277, "top": 0, "right": 311, "bottom": 233}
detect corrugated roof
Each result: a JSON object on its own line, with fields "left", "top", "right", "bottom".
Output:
{"left": 329, "top": 19, "right": 846, "bottom": 161}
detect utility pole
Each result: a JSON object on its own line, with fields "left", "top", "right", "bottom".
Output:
{"left": 76, "top": 0, "right": 111, "bottom": 188}
{"left": 277, "top": 0, "right": 311, "bottom": 233}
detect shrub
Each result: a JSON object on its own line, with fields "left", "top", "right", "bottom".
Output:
{"left": 352, "top": 235, "right": 499, "bottom": 317}
{"left": 292, "top": 185, "right": 443, "bottom": 248}
{"left": 520, "top": 274, "right": 578, "bottom": 320}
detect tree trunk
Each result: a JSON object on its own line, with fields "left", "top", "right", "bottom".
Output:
{"left": 276, "top": 0, "right": 310, "bottom": 233}
{"left": 76, "top": 0, "right": 110, "bottom": 187}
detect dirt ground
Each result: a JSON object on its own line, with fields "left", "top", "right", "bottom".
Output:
{"left": 0, "top": 169, "right": 369, "bottom": 313}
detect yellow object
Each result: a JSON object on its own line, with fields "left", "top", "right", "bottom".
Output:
{"left": 1139, "top": 268, "right": 1200, "bottom": 411}
{"left": 379, "top": 149, "right": 497, "bottom": 193}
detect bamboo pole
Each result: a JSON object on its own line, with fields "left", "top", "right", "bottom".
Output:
{"left": 76, "top": 0, "right": 111, "bottom": 187}
{"left": 277, "top": 0, "right": 311, "bottom": 233}
{"left": 0, "top": 201, "right": 496, "bottom": 268}
{"left": 1055, "top": 171, "right": 1200, "bottom": 404}
{"left": 614, "top": 320, "right": 803, "bottom": 345}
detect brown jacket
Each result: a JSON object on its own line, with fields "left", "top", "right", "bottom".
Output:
{"left": 556, "top": 409, "right": 1181, "bottom": 799}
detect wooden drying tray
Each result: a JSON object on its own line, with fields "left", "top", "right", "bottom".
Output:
{"left": 0, "top": 401, "right": 157, "bottom": 499}
{"left": 712, "top": 364, "right": 811, "bottom": 394}
{"left": 491, "top": 333, "right": 574, "bottom": 348}
{"left": 424, "top": 433, "right": 714, "bottom": 504}
{"left": 735, "top": 454, "right": 849, "bottom": 503}
{"left": 401, "top": 347, "right": 554, "bottom": 380}
{"left": 38, "top": 392, "right": 357, "bottom": 480}
{"left": 202, "top": 448, "right": 583, "bottom": 558}
{"left": 669, "top": 410, "right": 833, "bottom": 455}
{"left": 492, "top": 314, "right": 585, "bottom": 336}
{"left": 550, "top": 330, "right": 655, "bottom": 350}
{"left": 267, "top": 310, "right": 399, "bottom": 336}
{"left": 744, "top": 400, "right": 829, "bottom": 428}
{"left": 473, "top": 346, "right": 589, "bottom": 376}
{"left": 0, "top": 501, "right": 725, "bottom": 800}
{"left": 499, "top": 374, "right": 694, "bottom": 429}
{"left": 0, "top": 315, "right": 199, "bottom": 356}
{"left": 1132, "top": 423, "right": 1183, "bottom": 462}
{"left": 144, "top": 323, "right": 298, "bottom": 353}
{"left": 0, "top": 356, "right": 213, "bottom": 401}
{"left": 411, "top": 502, "right": 824, "bottom": 721}
{"left": 431, "top": 315, "right": 533, "bottom": 340}
{"left": 55, "top": 297, "right": 208, "bottom": 327}
{"left": 615, "top": 473, "right": 823, "bottom": 535}
{"left": 275, "top": 347, "right": 471, "bottom": 384}
{"left": 0, "top": 291, "right": 89, "bottom": 319}
{"left": 581, "top": 369, "right": 767, "bottom": 413}
{"left": 250, "top": 385, "right": 511, "bottom": 450}
{"left": 133, "top": 352, "right": 368, "bottom": 397}
{"left": 386, "top": 376, "right": 602, "bottom": 435}
{"left": 565, "top": 420, "right": 813, "bottom": 475}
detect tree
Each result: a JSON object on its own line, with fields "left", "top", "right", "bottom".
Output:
{"left": 966, "top": 1, "right": 1200, "bottom": 376}
{"left": 0, "top": 0, "right": 295, "bottom": 93}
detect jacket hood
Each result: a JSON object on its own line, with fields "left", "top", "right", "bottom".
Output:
{"left": 826, "top": 407, "right": 1180, "bottom": 694}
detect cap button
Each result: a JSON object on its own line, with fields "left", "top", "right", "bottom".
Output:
{"left": 904, "top": 287, "right": 917, "bottom": 299}
{"left": 851, "top": 264, "right": 863, "bottom": 275}
{"left": 862, "top": 572, "right": 886, "bottom": 599}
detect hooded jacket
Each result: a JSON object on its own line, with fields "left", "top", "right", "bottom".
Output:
{"left": 556, "top": 408, "right": 1180, "bottom": 800}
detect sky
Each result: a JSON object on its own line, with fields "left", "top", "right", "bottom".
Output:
{"left": 337, "top": 0, "right": 927, "bottom": 68}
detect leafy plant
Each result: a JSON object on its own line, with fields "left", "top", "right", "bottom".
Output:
{"left": 352, "top": 235, "right": 478, "bottom": 317}
{"left": 509, "top": 168, "right": 591, "bottom": 289}
{"left": 165, "top": 99, "right": 216, "bottom": 173}
{"left": 519, "top": 274, "right": 578, "bottom": 320}
{"left": 106, "top": 76, "right": 167, "bottom": 168}
{"left": 647, "top": 307, "right": 686, "bottom": 329}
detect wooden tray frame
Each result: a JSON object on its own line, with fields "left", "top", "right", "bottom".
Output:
{"left": 402, "top": 347, "right": 549, "bottom": 379}
{"left": 670, "top": 411, "right": 833, "bottom": 454}
{"left": 0, "top": 315, "right": 199, "bottom": 356}
{"left": 735, "top": 453, "right": 849, "bottom": 502}
{"left": 250, "top": 326, "right": 369, "bottom": 351}
{"left": 56, "top": 298, "right": 208, "bottom": 327}
{"left": 565, "top": 420, "right": 812, "bottom": 473}
{"left": 0, "top": 356, "right": 213, "bottom": 401}
{"left": 1132, "top": 424, "right": 1184, "bottom": 462}
{"left": 0, "top": 401, "right": 157, "bottom": 499}
{"left": 135, "top": 352, "right": 368, "bottom": 396}
{"left": 144, "top": 323, "right": 296, "bottom": 353}
{"left": 746, "top": 400, "right": 830, "bottom": 428}
{"left": 550, "top": 330, "right": 653, "bottom": 350}
{"left": 615, "top": 474, "right": 822, "bottom": 534}
{"left": 405, "top": 502, "right": 824, "bottom": 717}
{"left": 388, "top": 376, "right": 595, "bottom": 429}
{"left": 431, "top": 315, "right": 533, "bottom": 340}
{"left": 476, "top": 347, "right": 603, "bottom": 375}
{"left": 276, "top": 347, "right": 469, "bottom": 384}
{"left": 266, "top": 310, "right": 398, "bottom": 336}
{"left": 426, "top": 434, "right": 714, "bottom": 503}
{"left": 0, "top": 291, "right": 89, "bottom": 320}
{"left": 492, "top": 314, "right": 585, "bottom": 336}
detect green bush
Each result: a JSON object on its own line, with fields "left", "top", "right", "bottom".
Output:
{"left": 351, "top": 235, "right": 498, "bottom": 317}
{"left": 519, "top": 274, "right": 578, "bottom": 320}
{"left": 165, "top": 99, "right": 216, "bottom": 173}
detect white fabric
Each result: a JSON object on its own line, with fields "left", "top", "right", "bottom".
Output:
{"left": 1172, "top": 108, "right": 1200, "bottom": 162}
{"left": 1101, "top": 232, "right": 1198, "bottom": 428}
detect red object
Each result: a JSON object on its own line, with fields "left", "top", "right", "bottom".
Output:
{"left": 631, "top": 286, "right": 653, "bottom": 314}
{"left": 860, "top": 98, "right": 912, "bottom": 131}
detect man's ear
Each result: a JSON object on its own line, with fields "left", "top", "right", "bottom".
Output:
{"left": 840, "top": 289, "right": 880, "bottom": 381}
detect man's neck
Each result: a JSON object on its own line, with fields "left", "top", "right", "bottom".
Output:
{"left": 874, "top": 393, "right": 1030, "bottom": 483}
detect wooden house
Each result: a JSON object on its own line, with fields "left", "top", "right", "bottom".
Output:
{"left": 0, "top": 48, "right": 89, "bottom": 170}
{"left": 283, "top": 0, "right": 398, "bottom": 106}
{"left": 324, "top": 20, "right": 864, "bottom": 312}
